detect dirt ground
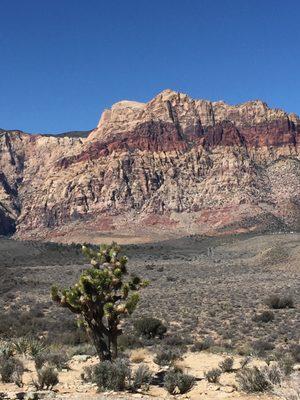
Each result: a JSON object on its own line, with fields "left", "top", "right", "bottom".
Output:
{"left": 0, "top": 350, "right": 277, "bottom": 399}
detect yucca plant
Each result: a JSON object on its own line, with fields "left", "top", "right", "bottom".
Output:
{"left": 0, "top": 343, "right": 14, "bottom": 359}
{"left": 51, "top": 242, "right": 148, "bottom": 361}
{"left": 13, "top": 337, "right": 45, "bottom": 357}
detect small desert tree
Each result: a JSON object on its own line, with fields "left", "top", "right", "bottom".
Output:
{"left": 51, "top": 243, "right": 148, "bottom": 361}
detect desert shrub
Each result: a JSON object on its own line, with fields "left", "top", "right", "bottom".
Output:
{"left": 33, "top": 366, "right": 59, "bottom": 390}
{"left": 13, "top": 337, "right": 30, "bottom": 355}
{"left": 0, "top": 309, "right": 89, "bottom": 347}
{"left": 205, "top": 368, "right": 222, "bottom": 383}
{"left": 118, "top": 334, "right": 141, "bottom": 351}
{"left": 163, "top": 334, "right": 192, "bottom": 348}
{"left": 131, "top": 364, "right": 152, "bottom": 391}
{"left": 0, "top": 357, "right": 24, "bottom": 386}
{"left": 0, "top": 343, "right": 14, "bottom": 359}
{"left": 262, "top": 364, "right": 282, "bottom": 386}
{"left": 277, "top": 355, "right": 295, "bottom": 376}
{"left": 290, "top": 344, "right": 300, "bottom": 363}
{"left": 46, "top": 326, "right": 89, "bottom": 346}
{"left": 34, "top": 350, "right": 69, "bottom": 370}
{"left": 253, "top": 311, "right": 275, "bottom": 323}
{"left": 237, "top": 344, "right": 253, "bottom": 356}
{"left": 236, "top": 364, "right": 281, "bottom": 393}
{"left": 81, "top": 365, "right": 93, "bottom": 382}
{"left": 13, "top": 337, "right": 45, "bottom": 357}
{"left": 191, "top": 337, "right": 214, "bottom": 352}
{"left": 26, "top": 338, "right": 46, "bottom": 357}
{"left": 252, "top": 340, "right": 275, "bottom": 356}
{"left": 177, "top": 373, "right": 195, "bottom": 393}
{"left": 0, "top": 310, "right": 52, "bottom": 339}
{"left": 273, "top": 372, "right": 300, "bottom": 400}
{"left": 70, "top": 343, "right": 96, "bottom": 356}
{"left": 154, "top": 347, "right": 183, "bottom": 366}
{"left": 237, "top": 366, "right": 270, "bottom": 392}
{"left": 134, "top": 317, "right": 167, "bottom": 339}
{"left": 91, "top": 359, "right": 131, "bottom": 391}
{"left": 130, "top": 349, "right": 147, "bottom": 363}
{"left": 266, "top": 295, "right": 294, "bottom": 309}
{"left": 34, "top": 353, "right": 46, "bottom": 370}
{"left": 164, "top": 369, "right": 195, "bottom": 394}
{"left": 189, "top": 342, "right": 202, "bottom": 353}
{"left": 219, "top": 357, "right": 234, "bottom": 372}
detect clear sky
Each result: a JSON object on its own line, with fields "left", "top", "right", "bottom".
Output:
{"left": 0, "top": 0, "right": 299, "bottom": 133}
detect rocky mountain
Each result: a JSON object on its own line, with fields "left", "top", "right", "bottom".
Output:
{"left": 1, "top": 89, "right": 300, "bottom": 242}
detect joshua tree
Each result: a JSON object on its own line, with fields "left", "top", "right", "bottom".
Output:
{"left": 51, "top": 242, "right": 148, "bottom": 361}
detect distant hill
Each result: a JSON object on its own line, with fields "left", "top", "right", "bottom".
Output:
{"left": 0, "top": 129, "right": 92, "bottom": 138}
{"left": 47, "top": 130, "right": 92, "bottom": 138}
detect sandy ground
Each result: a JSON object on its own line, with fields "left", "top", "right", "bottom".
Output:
{"left": 0, "top": 351, "right": 278, "bottom": 399}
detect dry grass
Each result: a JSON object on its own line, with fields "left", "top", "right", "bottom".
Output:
{"left": 130, "top": 348, "right": 148, "bottom": 363}
{"left": 173, "top": 359, "right": 190, "bottom": 373}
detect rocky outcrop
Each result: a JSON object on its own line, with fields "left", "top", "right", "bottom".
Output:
{"left": 1, "top": 90, "right": 300, "bottom": 242}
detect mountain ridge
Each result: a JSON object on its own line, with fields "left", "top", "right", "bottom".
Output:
{"left": 1, "top": 90, "right": 300, "bottom": 242}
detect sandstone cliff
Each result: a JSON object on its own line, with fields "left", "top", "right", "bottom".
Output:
{"left": 1, "top": 90, "right": 300, "bottom": 242}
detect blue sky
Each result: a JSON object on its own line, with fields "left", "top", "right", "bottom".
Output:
{"left": 0, "top": 0, "right": 299, "bottom": 133}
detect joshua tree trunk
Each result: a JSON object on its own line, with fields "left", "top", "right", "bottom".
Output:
{"left": 107, "top": 320, "right": 119, "bottom": 360}
{"left": 111, "top": 334, "right": 118, "bottom": 360}
{"left": 90, "top": 327, "right": 111, "bottom": 361}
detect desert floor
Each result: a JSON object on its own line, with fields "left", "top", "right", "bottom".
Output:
{"left": 0, "top": 232, "right": 299, "bottom": 399}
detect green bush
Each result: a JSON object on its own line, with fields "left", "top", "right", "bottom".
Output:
{"left": 33, "top": 366, "right": 59, "bottom": 390}
{"left": 164, "top": 369, "right": 195, "bottom": 394}
{"left": 205, "top": 368, "right": 222, "bottom": 383}
{"left": 265, "top": 295, "right": 294, "bottom": 309}
{"left": 219, "top": 357, "right": 234, "bottom": 372}
{"left": 91, "top": 359, "right": 131, "bottom": 391}
{"left": 154, "top": 347, "right": 183, "bottom": 366}
{"left": 134, "top": 317, "right": 167, "bottom": 339}
{"left": 13, "top": 337, "right": 45, "bottom": 357}
{"left": 131, "top": 364, "right": 152, "bottom": 391}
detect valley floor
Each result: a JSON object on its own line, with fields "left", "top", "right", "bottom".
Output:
{"left": 0, "top": 232, "right": 299, "bottom": 399}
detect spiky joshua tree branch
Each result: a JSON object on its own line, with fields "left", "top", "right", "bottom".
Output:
{"left": 51, "top": 242, "right": 148, "bottom": 361}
